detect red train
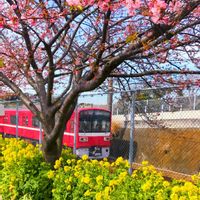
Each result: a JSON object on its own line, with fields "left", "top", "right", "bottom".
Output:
{"left": 0, "top": 107, "right": 111, "bottom": 158}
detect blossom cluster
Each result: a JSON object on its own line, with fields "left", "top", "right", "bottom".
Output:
{"left": 66, "top": 0, "right": 184, "bottom": 24}
{"left": 0, "top": 0, "right": 186, "bottom": 29}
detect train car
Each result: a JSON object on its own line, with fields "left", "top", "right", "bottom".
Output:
{"left": 0, "top": 107, "right": 111, "bottom": 158}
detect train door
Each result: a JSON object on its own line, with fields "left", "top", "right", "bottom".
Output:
{"left": 63, "top": 112, "right": 75, "bottom": 148}
{"left": 20, "top": 112, "right": 29, "bottom": 138}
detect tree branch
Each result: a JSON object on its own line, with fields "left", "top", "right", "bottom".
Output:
{"left": 109, "top": 70, "right": 200, "bottom": 78}
{"left": 0, "top": 72, "right": 41, "bottom": 120}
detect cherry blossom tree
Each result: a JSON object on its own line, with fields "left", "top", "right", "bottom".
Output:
{"left": 0, "top": 0, "right": 199, "bottom": 164}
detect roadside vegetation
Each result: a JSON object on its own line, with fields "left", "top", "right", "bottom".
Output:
{"left": 0, "top": 136, "right": 199, "bottom": 200}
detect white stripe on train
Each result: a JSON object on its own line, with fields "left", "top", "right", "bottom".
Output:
{"left": 0, "top": 124, "right": 110, "bottom": 137}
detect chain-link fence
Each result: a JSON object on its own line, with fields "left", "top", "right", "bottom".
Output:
{"left": 111, "top": 91, "right": 200, "bottom": 176}
{"left": 79, "top": 90, "right": 200, "bottom": 175}
{"left": 0, "top": 89, "right": 200, "bottom": 177}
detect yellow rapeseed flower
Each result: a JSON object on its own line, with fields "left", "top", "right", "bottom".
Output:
{"left": 95, "top": 192, "right": 102, "bottom": 200}
{"left": 54, "top": 159, "right": 61, "bottom": 169}
{"left": 9, "top": 184, "right": 14, "bottom": 192}
{"left": 143, "top": 169, "right": 148, "bottom": 176}
{"left": 118, "top": 171, "right": 127, "bottom": 181}
{"left": 179, "top": 196, "right": 187, "bottom": 200}
{"left": 74, "top": 172, "right": 80, "bottom": 178}
{"left": 115, "top": 157, "right": 124, "bottom": 166}
{"left": 69, "top": 177, "right": 73, "bottom": 182}
{"left": 131, "top": 171, "right": 138, "bottom": 178}
{"left": 92, "top": 159, "right": 98, "bottom": 165}
{"left": 147, "top": 165, "right": 156, "bottom": 171}
{"left": 66, "top": 159, "right": 71, "bottom": 165}
{"left": 189, "top": 196, "right": 199, "bottom": 200}
{"left": 64, "top": 166, "right": 71, "bottom": 172}
{"left": 66, "top": 185, "right": 71, "bottom": 191}
{"left": 71, "top": 159, "right": 76, "bottom": 163}
{"left": 141, "top": 160, "right": 149, "bottom": 166}
{"left": 109, "top": 179, "right": 119, "bottom": 188}
{"left": 84, "top": 190, "right": 91, "bottom": 197}
{"left": 52, "top": 189, "right": 56, "bottom": 193}
{"left": 124, "top": 160, "right": 130, "bottom": 168}
{"left": 170, "top": 192, "right": 179, "bottom": 200}
{"left": 81, "top": 176, "right": 90, "bottom": 184}
{"left": 172, "top": 186, "right": 180, "bottom": 193}
{"left": 82, "top": 154, "right": 88, "bottom": 161}
{"left": 111, "top": 162, "right": 115, "bottom": 167}
{"left": 103, "top": 162, "right": 110, "bottom": 168}
{"left": 47, "top": 170, "right": 54, "bottom": 179}
{"left": 77, "top": 160, "right": 82, "bottom": 165}
{"left": 104, "top": 186, "right": 111, "bottom": 198}
{"left": 65, "top": 179, "right": 69, "bottom": 184}
{"left": 155, "top": 189, "right": 164, "bottom": 200}
{"left": 103, "top": 158, "right": 108, "bottom": 162}
{"left": 184, "top": 182, "right": 198, "bottom": 192}
{"left": 98, "top": 161, "right": 103, "bottom": 166}
{"left": 96, "top": 175, "right": 103, "bottom": 183}
{"left": 141, "top": 180, "right": 151, "bottom": 191}
{"left": 163, "top": 181, "right": 170, "bottom": 187}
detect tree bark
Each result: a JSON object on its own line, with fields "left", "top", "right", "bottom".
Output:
{"left": 42, "top": 138, "right": 62, "bottom": 166}
{"left": 41, "top": 99, "right": 77, "bottom": 165}
{"left": 42, "top": 128, "right": 64, "bottom": 166}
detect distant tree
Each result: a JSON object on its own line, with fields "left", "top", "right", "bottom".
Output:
{"left": 0, "top": 0, "right": 200, "bottom": 164}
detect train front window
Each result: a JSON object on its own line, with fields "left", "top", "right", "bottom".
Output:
{"left": 32, "top": 116, "right": 40, "bottom": 127}
{"left": 79, "top": 110, "right": 110, "bottom": 133}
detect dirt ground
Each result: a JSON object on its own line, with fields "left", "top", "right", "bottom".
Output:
{"left": 121, "top": 128, "right": 200, "bottom": 175}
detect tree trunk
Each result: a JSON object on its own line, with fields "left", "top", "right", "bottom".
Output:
{"left": 41, "top": 96, "right": 78, "bottom": 165}
{"left": 42, "top": 129, "right": 64, "bottom": 166}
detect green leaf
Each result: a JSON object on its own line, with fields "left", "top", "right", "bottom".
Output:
{"left": 0, "top": 58, "right": 4, "bottom": 67}
{"left": 126, "top": 33, "right": 138, "bottom": 43}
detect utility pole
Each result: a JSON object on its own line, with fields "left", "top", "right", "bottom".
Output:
{"left": 107, "top": 78, "right": 113, "bottom": 113}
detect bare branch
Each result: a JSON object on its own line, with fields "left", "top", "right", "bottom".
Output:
{"left": 109, "top": 70, "right": 200, "bottom": 78}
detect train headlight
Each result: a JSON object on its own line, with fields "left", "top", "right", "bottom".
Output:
{"left": 104, "top": 137, "right": 110, "bottom": 141}
{"left": 79, "top": 137, "right": 88, "bottom": 142}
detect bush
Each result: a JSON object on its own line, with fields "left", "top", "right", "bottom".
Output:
{"left": 0, "top": 136, "right": 200, "bottom": 200}
{"left": 111, "top": 121, "right": 121, "bottom": 137}
{"left": 0, "top": 137, "right": 52, "bottom": 200}
{"left": 49, "top": 158, "right": 200, "bottom": 200}
{"left": 48, "top": 156, "right": 130, "bottom": 200}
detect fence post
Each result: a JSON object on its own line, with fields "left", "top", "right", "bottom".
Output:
{"left": 73, "top": 103, "right": 78, "bottom": 155}
{"left": 39, "top": 122, "right": 42, "bottom": 145}
{"left": 16, "top": 101, "right": 19, "bottom": 139}
{"left": 107, "top": 78, "right": 113, "bottom": 113}
{"left": 193, "top": 94, "right": 196, "bottom": 110}
{"left": 129, "top": 92, "right": 135, "bottom": 175}
{"left": 161, "top": 104, "right": 164, "bottom": 112}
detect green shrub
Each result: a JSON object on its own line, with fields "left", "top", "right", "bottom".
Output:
{"left": 0, "top": 138, "right": 52, "bottom": 200}
{"left": 48, "top": 155, "right": 130, "bottom": 200}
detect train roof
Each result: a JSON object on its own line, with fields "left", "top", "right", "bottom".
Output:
{"left": 3, "top": 107, "right": 110, "bottom": 113}
{"left": 4, "top": 109, "right": 30, "bottom": 112}
{"left": 78, "top": 107, "right": 110, "bottom": 112}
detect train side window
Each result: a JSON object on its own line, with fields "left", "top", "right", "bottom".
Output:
{"left": 32, "top": 116, "right": 40, "bottom": 127}
{"left": 22, "top": 116, "right": 29, "bottom": 126}
{"left": 70, "top": 120, "right": 74, "bottom": 132}
{"left": 10, "top": 115, "right": 16, "bottom": 125}
{"left": 4, "top": 115, "right": 8, "bottom": 123}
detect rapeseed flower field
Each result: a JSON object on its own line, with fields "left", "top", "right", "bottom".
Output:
{"left": 0, "top": 136, "right": 199, "bottom": 200}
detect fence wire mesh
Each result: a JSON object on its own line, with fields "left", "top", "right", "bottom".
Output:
{"left": 111, "top": 91, "right": 200, "bottom": 176}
